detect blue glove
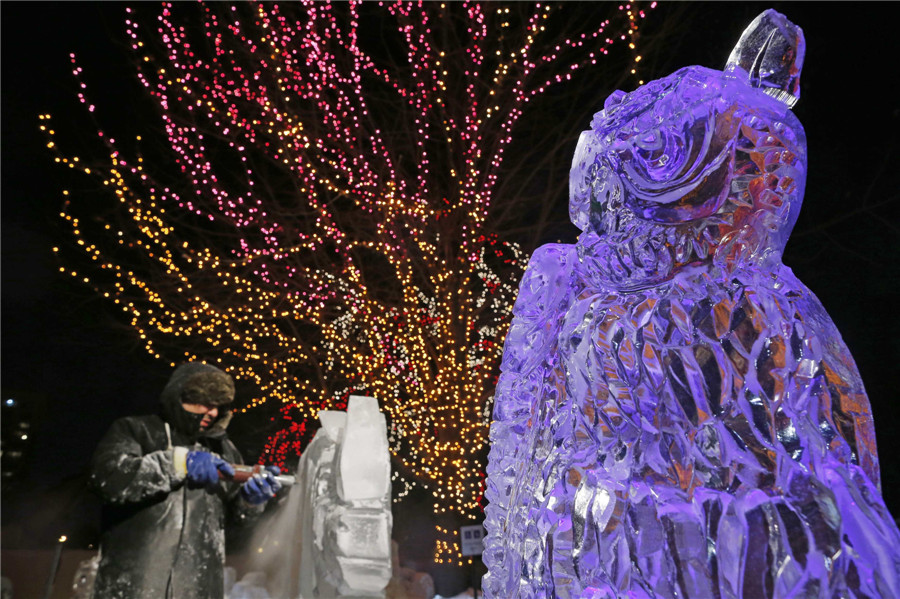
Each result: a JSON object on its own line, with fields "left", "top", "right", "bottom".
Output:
{"left": 186, "top": 451, "right": 234, "bottom": 487}
{"left": 240, "top": 466, "right": 282, "bottom": 505}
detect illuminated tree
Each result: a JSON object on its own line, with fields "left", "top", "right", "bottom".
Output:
{"left": 43, "top": 1, "right": 653, "bottom": 561}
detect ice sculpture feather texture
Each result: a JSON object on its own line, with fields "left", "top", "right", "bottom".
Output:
{"left": 483, "top": 10, "right": 900, "bottom": 598}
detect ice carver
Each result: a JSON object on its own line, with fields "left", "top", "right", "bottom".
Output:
{"left": 483, "top": 9, "right": 900, "bottom": 598}
{"left": 89, "top": 362, "right": 282, "bottom": 599}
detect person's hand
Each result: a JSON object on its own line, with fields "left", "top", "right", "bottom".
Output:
{"left": 186, "top": 451, "right": 234, "bottom": 487}
{"left": 240, "top": 466, "right": 282, "bottom": 505}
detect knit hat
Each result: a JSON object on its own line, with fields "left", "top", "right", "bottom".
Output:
{"left": 162, "top": 362, "right": 235, "bottom": 407}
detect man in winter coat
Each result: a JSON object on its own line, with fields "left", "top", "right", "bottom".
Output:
{"left": 89, "top": 362, "right": 281, "bottom": 599}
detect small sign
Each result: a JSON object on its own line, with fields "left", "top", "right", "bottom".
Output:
{"left": 459, "top": 524, "right": 486, "bottom": 556}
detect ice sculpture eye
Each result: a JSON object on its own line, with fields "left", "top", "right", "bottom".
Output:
{"left": 616, "top": 100, "right": 737, "bottom": 224}
{"left": 631, "top": 127, "right": 686, "bottom": 182}
{"left": 587, "top": 69, "right": 741, "bottom": 227}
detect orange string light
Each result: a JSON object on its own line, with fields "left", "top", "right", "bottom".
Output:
{"left": 44, "top": 1, "right": 652, "bottom": 564}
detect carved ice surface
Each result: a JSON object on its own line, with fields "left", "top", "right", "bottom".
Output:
{"left": 483, "top": 10, "right": 900, "bottom": 598}
{"left": 257, "top": 396, "right": 392, "bottom": 598}
{"left": 299, "top": 396, "right": 393, "bottom": 598}
{"left": 337, "top": 395, "right": 392, "bottom": 502}
{"left": 726, "top": 10, "right": 804, "bottom": 108}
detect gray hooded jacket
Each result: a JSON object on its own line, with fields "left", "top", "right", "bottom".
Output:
{"left": 89, "top": 363, "right": 261, "bottom": 599}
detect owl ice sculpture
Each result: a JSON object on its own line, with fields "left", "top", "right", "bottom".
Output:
{"left": 483, "top": 10, "right": 900, "bottom": 598}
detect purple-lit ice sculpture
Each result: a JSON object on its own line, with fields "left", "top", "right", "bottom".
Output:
{"left": 483, "top": 10, "right": 900, "bottom": 598}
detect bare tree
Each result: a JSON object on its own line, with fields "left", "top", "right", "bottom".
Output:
{"left": 44, "top": 0, "right": 655, "bottom": 562}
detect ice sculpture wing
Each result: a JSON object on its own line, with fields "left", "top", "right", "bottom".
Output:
{"left": 483, "top": 243, "right": 584, "bottom": 598}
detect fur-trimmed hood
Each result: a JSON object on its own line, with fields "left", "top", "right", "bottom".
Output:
{"left": 160, "top": 362, "right": 235, "bottom": 441}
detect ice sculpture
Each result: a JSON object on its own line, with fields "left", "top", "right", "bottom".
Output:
{"left": 483, "top": 10, "right": 900, "bottom": 598}
{"left": 297, "top": 396, "right": 393, "bottom": 598}
{"left": 256, "top": 396, "right": 393, "bottom": 598}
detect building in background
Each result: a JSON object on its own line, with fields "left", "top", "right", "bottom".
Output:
{"left": 1, "top": 391, "right": 40, "bottom": 487}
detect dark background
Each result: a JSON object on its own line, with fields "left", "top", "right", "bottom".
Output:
{"left": 3, "top": 0, "right": 898, "bottom": 558}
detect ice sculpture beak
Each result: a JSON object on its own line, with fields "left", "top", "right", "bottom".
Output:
{"left": 725, "top": 9, "right": 805, "bottom": 108}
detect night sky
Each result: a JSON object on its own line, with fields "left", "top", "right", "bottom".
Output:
{"left": 2, "top": 2, "right": 899, "bottom": 551}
